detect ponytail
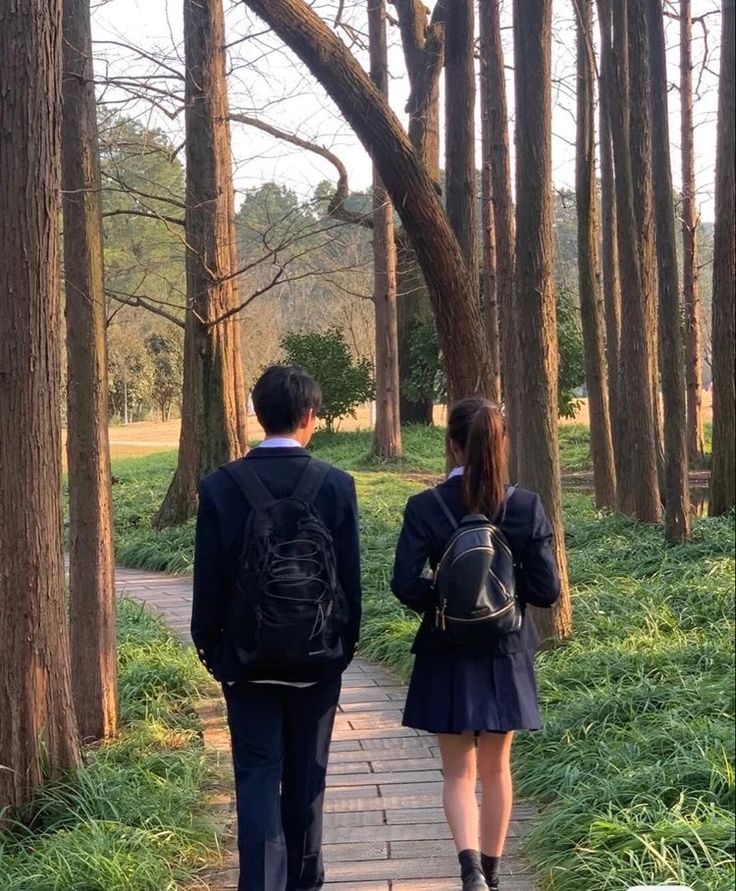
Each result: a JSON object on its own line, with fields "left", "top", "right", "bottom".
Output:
{"left": 448, "top": 397, "right": 507, "bottom": 518}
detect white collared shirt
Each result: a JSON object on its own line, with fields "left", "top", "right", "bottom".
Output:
{"left": 257, "top": 436, "right": 302, "bottom": 449}
{"left": 448, "top": 465, "right": 464, "bottom": 479}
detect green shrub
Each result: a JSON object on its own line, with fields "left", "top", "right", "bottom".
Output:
{"left": 281, "top": 328, "right": 375, "bottom": 432}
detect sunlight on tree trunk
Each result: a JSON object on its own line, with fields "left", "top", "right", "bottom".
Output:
{"left": 62, "top": 0, "right": 118, "bottom": 740}
{"left": 155, "top": 0, "right": 248, "bottom": 528}
{"left": 0, "top": 0, "right": 81, "bottom": 811}
{"left": 710, "top": 0, "right": 736, "bottom": 516}
{"left": 680, "top": 0, "right": 706, "bottom": 463}
{"left": 648, "top": 0, "right": 691, "bottom": 542}
{"left": 513, "top": 0, "right": 570, "bottom": 643}
{"left": 608, "top": 0, "right": 661, "bottom": 522}
{"left": 575, "top": 0, "right": 617, "bottom": 510}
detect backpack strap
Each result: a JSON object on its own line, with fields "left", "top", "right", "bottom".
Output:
{"left": 292, "top": 458, "right": 330, "bottom": 505}
{"left": 222, "top": 461, "right": 275, "bottom": 512}
{"left": 431, "top": 487, "right": 459, "bottom": 530}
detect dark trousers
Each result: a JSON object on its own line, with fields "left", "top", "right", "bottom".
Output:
{"left": 222, "top": 676, "right": 341, "bottom": 891}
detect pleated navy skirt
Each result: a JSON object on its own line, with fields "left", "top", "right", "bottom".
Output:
{"left": 402, "top": 648, "right": 541, "bottom": 734}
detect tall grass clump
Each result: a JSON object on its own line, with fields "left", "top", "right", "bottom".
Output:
{"left": 0, "top": 600, "right": 219, "bottom": 890}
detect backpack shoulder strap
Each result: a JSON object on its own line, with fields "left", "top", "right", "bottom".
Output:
{"left": 431, "top": 486, "right": 460, "bottom": 530}
{"left": 292, "top": 458, "right": 331, "bottom": 505}
{"left": 222, "top": 461, "right": 274, "bottom": 512}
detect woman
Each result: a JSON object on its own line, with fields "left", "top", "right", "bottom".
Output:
{"left": 391, "top": 398, "right": 560, "bottom": 891}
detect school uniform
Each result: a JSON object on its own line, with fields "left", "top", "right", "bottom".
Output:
{"left": 192, "top": 441, "right": 362, "bottom": 891}
{"left": 391, "top": 472, "right": 560, "bottom": 734}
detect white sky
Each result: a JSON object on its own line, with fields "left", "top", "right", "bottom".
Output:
{"left": 91, "top": 0, "right": 722, "bottom": 221}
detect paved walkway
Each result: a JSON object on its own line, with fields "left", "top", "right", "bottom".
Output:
{"left": 115, "top": 566, "right": 537, "bottom": 891}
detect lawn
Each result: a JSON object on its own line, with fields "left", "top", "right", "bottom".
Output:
{"left": 106, "top": 426, "right": 734, "bottom": 890}
{"left": 0, "top": 601, "right": 220, "bottom": 890}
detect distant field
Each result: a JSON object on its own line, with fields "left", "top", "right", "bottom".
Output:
{"left": 61, "top": 392, "right": 714, "bottom": 463}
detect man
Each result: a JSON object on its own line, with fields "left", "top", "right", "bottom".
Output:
{"left": 192, "top": 365, "right": 362, "bottom": 891}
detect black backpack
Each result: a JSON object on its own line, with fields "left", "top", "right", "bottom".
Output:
{"left": 222, "top": 458, "right": 347, "bottom": 681}
{"left": 431, "top": 486, "right": 522, "bottom": 645}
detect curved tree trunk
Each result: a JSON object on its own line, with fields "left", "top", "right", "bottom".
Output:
{"left": 61, "top": 0, "right": 118, "bottom": 740}
{"left": 369, "top": 0, "right": 402, "bottom": 458}
{"left": 480, "top": 0, "right": 519, "bottom": 478}
{"left": 575, "top": 0, "right": 617, "bottom": 510}
{"left": 710, "top": 0, "right": 736, "bottom": 516}
{"left": 647, "top": 0, "right": 690, "bottom": 542}
{"left": 680, "top": 0, "right": 705, "bottom": 462}
{"left": 513, "top": 0, "right": 570, "bottom": 643}
{"left": 155, "top": 0, "right": 248, "bottom": 528}
{"left": 242, "top": 0, "right": 495, "bottom": 402}
{"left": 596, "top": 0, "right": 624, "bottom": 477}
{"left": 608, "top": 0, "right": 661, "bottom": 521}
{"left": 0, "top": 0, "right": 81, "bottom": 811}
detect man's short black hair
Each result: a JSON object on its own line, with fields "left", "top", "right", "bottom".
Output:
{"left": 252, "top": 365, "right": 322, "bottom": 435}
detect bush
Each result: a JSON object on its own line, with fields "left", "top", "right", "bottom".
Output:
{"left": 281, "top": 328, "right": 374, "bottom": 432}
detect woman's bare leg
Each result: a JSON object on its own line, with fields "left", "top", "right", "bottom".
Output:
{"left": 437, "top": 732, "right": 479, "bottom": 852}
{"left": 477, "top": 731, "right": 514, "bottom": 856}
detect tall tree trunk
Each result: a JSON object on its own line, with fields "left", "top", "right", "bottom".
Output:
{"left": 513, "top": 0, "right": 570, "bottom": 642}
{"left": 627, "top": 0, "right": 665, "bottom": 498}
{"left": 369, "top": 0, "right": 402, "bottom": 458}
{"left": 0, "top": 0, "right": 81, "bottom": 811}
{"left": 61, "top": 0, "right": 118, "bottom": 740}
{"left": 479, "top": 1, "right": 501, "bottom": 403}
{"left": 445, "top": 0, "right": 477, "bottom": 285}
{"left": 480, "top": 0, "right": 519, "bottom": 478}
{"left": 680, "top": 0, "right": 705, "bottom": 462}
{"left": 575, "top": 0, "right": 617, "bottom": 510}
{"left": 394, "top": 0, "right": 445, "bottom": 425}
{"left": 596, "top": 0, "right": 624, "bottom": 476}
{"left": 710, "top": 0, "right": 736, "bottom": 516}
{"left": 155, "top": 0, "right": 248, "bottom": 528}
{"left": 608, "top": 1, "right": 661, "bottom": 521}
{"left": 647, "top": 0, "right": 690, "bottom": 542}
{"left": 242, "top": 0, "right": 495, "bottom": 402}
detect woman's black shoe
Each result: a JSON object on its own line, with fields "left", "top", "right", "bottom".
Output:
{"left": 458, "top": 849, "right": 489, "bottom": 890}
{"left": 481, "top": 853, "right": 500, "bottom": 889}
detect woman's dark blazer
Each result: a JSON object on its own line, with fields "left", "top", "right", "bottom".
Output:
{"left": 391, "top": 477, "right": 561, "bottom": 657}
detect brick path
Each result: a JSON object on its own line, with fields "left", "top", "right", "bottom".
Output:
{"left": 116, "top": 567, "right": 537, "bottom": 891}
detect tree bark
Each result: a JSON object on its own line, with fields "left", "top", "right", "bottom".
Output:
{"left": 242, "top": 0, "right": 495, "bottom": 402}
{"left": 596, "top": 0, "right": 624, "bottom": 475}
{"left": 627, "top": 0, "right": 665, "bottom": 498}
{"left": 575, "top": 0, "right": 617, "bottom": 510}
{"left": 479, "top": 0, "right": 519, "bottom": 478}
{"left": 513, "top": 0, "right": 570, "bottom": 643}
{"left": 647, "top": 0, "right": 691, "bottom": 542}
{"left": 0, "top": 0, "right": 81, "bottom": 811}
{"left": 61, "top": 0, "right": 118, "bottom": 740}
{"left": 394, "top": 0, "right": 445, "bottom": 425}
{"left": 608, "top": 0, "right": 661, "bottom": 521}
{"left": 710, "top": 0, "right": 736, "bottom": 516}
{"left": 369, "top": 0, "right": 402, "bottom": 459}
{"left": 680, "top": 0, "right": 706, "bottom": 462}
{"left": 155, "top": 0, "right": 248, "bottom": 527}
{"left": 445, "top": 0, "right": 477, "bottom": 285}
{"left": 479, "top": 0, "right": 501, "bottom": 403}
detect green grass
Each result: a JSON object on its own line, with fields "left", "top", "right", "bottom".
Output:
{"left": 107, "top": 428, "right": 734, "bottom": 890}
{"left": 0, "top": 601, "right": 220, "bottom": 890}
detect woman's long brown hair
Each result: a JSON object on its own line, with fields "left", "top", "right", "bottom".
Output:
{"left": 447, "top": 397, "right": 508, "bottom": 517}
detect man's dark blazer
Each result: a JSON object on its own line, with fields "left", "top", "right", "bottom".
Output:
{"left": 391, "top": 477, "right": 560, "bottom": 657}
{"left": 192, "top": 446, "right": 362, "bottom": 682}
